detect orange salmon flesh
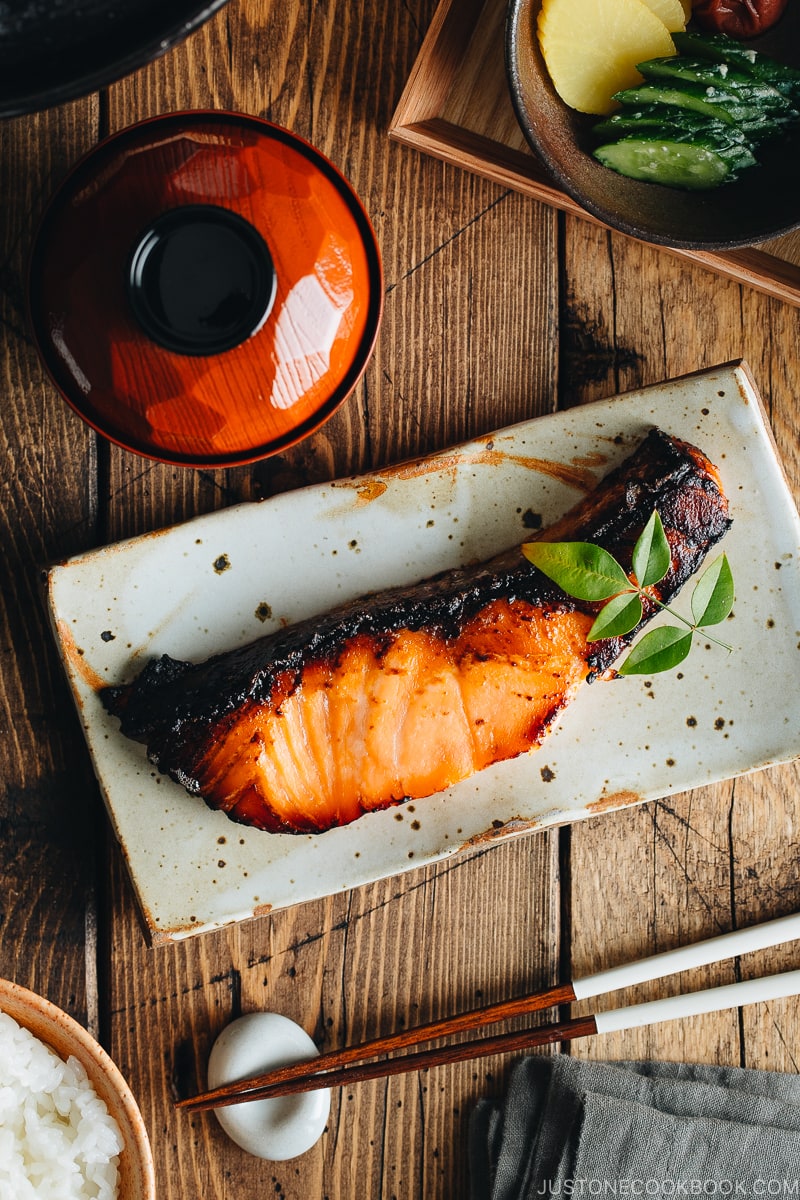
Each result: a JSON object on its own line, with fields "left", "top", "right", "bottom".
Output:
{"left": 103, "top": 428, "right": 731, "bottom": 834}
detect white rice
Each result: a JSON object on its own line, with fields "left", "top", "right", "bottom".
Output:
{"left": 0, "top": 1009, "right": 123, "bottom": 1200}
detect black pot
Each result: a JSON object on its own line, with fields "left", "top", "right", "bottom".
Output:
{"left": 0, "top": 0, "right": 231, "bottom": 118}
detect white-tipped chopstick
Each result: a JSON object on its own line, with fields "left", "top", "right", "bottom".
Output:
{"left": 572, "top": 910, "right": 800, "bottom": 1002}
{"left": 177, "top": 912, "right": 800, "bottom": 1113}
{"left": 593, "top": 967, "right": 800, "bottom": 1033}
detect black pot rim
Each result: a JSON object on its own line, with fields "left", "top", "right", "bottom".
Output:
{"left": 0, "top": 0, "right": 230, "bottom": 118}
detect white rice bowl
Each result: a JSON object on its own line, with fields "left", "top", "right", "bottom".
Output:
{"left": 0, "top": 1009, "right": 123, "bottom": 1199}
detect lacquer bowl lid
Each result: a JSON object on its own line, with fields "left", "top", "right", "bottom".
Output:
{"left": 28, "top": 111, "right": 383, "bottom": 468}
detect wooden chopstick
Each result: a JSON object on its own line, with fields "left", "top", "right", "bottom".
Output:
{"left": 175, "top": 979, "right": 578, "bottom": 1113}
{"left": 176, "top": 911, "right": 800, "bottom": 1114}
{"left": 179, "top": 1012, "right": 598, "bottom": 1112}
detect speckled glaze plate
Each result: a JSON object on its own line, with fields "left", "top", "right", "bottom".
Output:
{"left": 45, "top": 362, "right": 800, "bottom": 944}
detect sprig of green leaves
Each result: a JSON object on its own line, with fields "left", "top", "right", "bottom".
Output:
{"left": 521, "top": 510, "right": 734, "bottom": 676}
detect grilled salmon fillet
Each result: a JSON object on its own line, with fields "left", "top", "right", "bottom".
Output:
{"left": 103, "top": 429, "right": 730, "bottom": 833}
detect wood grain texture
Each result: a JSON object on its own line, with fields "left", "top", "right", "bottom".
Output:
{"left": 561, "top": 218, "right": 800, "bottom": 1069}
{"left": 2, "top": 0, "right": 800, "bottom": 1197}
{"left": 0, "top": 100, "right": 101, "bottom": 1019}
{"left": 97, "top": 1, "right": 562, "bottom": 1198}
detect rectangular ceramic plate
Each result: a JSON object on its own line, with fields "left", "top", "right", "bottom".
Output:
{"left": 46, "top": 362, "right": 800, "bottom": 944}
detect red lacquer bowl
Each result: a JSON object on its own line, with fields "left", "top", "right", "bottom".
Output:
{"left": 28, "top": 111, "right": 383, "bottom": 468}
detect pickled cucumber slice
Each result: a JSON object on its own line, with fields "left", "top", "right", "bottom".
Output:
{"left": 593, "top": 136, "right": 756, "bottom": 188}
{"left": 594, "top": 102, "right": 752, "bottom": 139}
{"left": 612, "top": 81, "right": 783, "bottom": 133}
{"left": 671, "top": 31, "right": 800, "bottom": 98}
{"left": 636, "top": 56, "right": 798, "bottom": 120}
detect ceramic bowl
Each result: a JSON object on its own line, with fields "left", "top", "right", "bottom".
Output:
{"left": 27, "top": 110, "right": 383, "bottom": 468}
{"left": 506, "top": 0, "right": 800, "bottom": 250}
{"left": 0, "top": 977, "right": 156, "bottom": 1200}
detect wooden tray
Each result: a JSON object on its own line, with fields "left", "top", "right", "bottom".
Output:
{"left": 389, "top": 0, "right": 800, "bottom": 306}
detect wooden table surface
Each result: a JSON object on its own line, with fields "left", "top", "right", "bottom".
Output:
{"left": 3, "top": 1, "right": 800, "bottom": 1197}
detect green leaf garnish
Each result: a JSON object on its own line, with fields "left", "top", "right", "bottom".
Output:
{"left": 691, "top": 553, "right": 734, "bottom": 627}
{"left": 618, "top": 625, "right": 693, "bottom": 675}
{"left": 522, "top": 508, "right": 734, "bottom": 676}
{"left": 521, "top": 541, "right": 630, "bottom": 601}
{"left": 588, "top": 592, "right": 643, "bottom": 641}
{"left": 632, "top": 509, "right": 670, "bottom": 589}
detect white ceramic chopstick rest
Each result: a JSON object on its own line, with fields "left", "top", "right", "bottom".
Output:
{"left": 207, "top": 1012, "right": 330, "bottom": 1160}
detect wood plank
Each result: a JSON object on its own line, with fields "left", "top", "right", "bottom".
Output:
{"left": 733, "top": 766, "right": 800, "bottom": 1073}
{"left": 562, "top": 216, "right": 800, "bottom": 1065}
{"left": 0, "top": 100, "right": 100, "bottom": 1023}
{"left": 439, "top": 0, "right": 529, "bottom": 151}
{"left": 5, "top": 4, "right": 798, "bottom": 1197}
{"left": 96, "top": 1, "right": 564, "bottom": 1197}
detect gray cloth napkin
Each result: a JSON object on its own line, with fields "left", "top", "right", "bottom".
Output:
{"left": 470, "top": 1057, "right": 800, "bottom": 1200}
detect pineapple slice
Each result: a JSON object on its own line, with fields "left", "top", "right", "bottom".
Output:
{"left": 640, "top": 0, "right": 687, "bottom": 31}
{"left": 538, "top": 0, "right": 678, "bottom": 115}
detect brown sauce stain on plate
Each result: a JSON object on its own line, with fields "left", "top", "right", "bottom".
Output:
{"left": 586, "top": 789, "right": 643, "bottom": 814}
{"left": 336, "top": 447, "right": 602, "bottom": 504}
{"left": 458, "top": 815, "right": 539, "bottom": 851}
{"left": 353, "top": 478, "right": 388, "bottom": 504}
{"left": 54, "top": 619, "right": 106, "bottom": 695}
{"left": 571, "top": 451, "right": 611, "bottom": 470}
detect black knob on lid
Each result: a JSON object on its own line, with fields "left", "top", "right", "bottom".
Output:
{"left": 127, "top": 204, "right": 277, "bottom": 356}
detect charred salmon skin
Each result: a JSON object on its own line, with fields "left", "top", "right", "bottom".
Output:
{"left": 103, "top": 429, "right": 730, "bottom": 833}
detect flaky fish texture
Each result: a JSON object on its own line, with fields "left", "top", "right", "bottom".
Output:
{"left": 103, "top": 429, "right": 730, "bottom": 833}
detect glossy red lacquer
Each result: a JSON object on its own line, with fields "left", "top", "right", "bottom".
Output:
{"left": 28, "top": 111, "right": 383, "bottom": 468}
